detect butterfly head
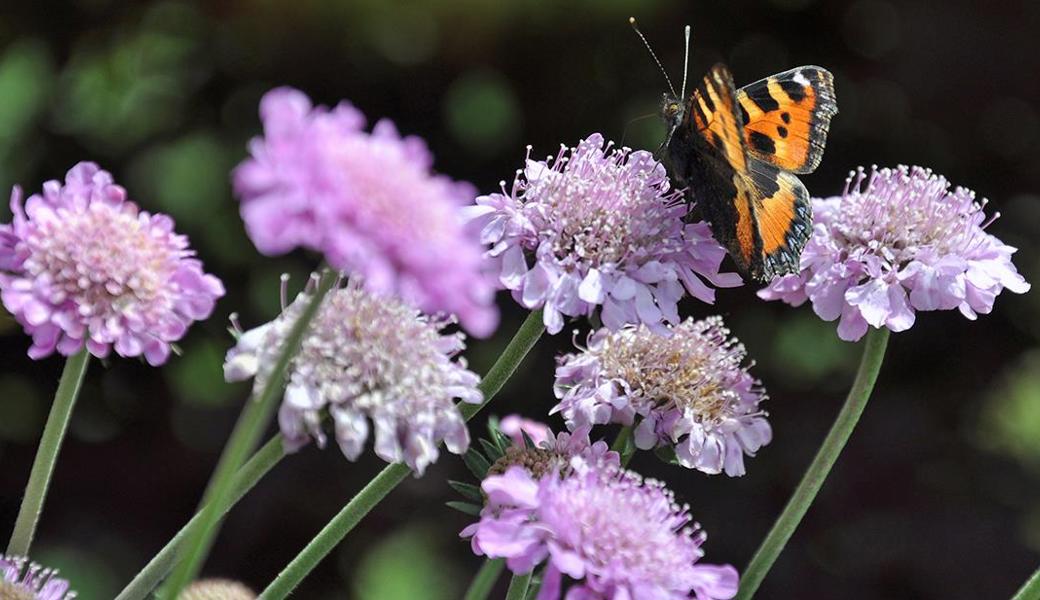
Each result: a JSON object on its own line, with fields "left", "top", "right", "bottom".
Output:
{"left": 659, "top": 94, "right": 685, "bottom": 145}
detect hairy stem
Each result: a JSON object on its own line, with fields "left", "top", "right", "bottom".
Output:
{"left": 736, "top": 328, "right": 890, "bottom": 600}
{"left": 6, "top": 349, "right": 91, "bottom": 556}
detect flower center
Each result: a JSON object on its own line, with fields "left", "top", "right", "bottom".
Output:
{"left": 523, "top": 144, "right": 682, "bottom": 269}
{"left": 0, "top": 581, "right": 36, "bottom": 600}
{"left": 488, "top": 446, "right": 570, "bottom": 480}
{"left": 598, "top": 325, "right": 742, "bottom": 425}
{"left": 544, "top": 472, "right": 697, "bottom": 582}
{"left": 24, "top": 203, "right": 178, "bottom": 318}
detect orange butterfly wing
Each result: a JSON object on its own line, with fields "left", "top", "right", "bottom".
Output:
{"left": 736, "top": 66, "right": 838, "bottom": 174}
{"left": 687, "top": 64, "right": 817, "bottom": 281}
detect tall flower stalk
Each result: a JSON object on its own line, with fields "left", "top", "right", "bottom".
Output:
{"left": 735, "top": 328, "right": 889, "bottom": 599}
{"left": 5, "top": 350, "right": 90, "bottom": 556}
{"left": 161, "top": 271, "right": 336, "bottom": 598}
{"left": 1012, "top": 565, "right": 1040, "bottom": 600}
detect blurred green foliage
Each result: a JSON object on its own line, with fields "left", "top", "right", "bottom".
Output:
{"left": 980, "top": 350, "right": 1040, "bottom": 471}
{"left": 0, "top": 0, "right": 1037, "bottom": 598}
{"left": 347, "top": 525, "right": 464, "bottom": 600}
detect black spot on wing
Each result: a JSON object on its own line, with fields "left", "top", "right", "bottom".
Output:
{"left": 777, "top": 125, "right": 788, "bottom": 138}
{"left": 781, "top": 112, "right": 791, "bottom": 123}
{"left": 779, "top": 78, "right": 806, "bottom": 103}
{"left": 738, "top": 103, "right": 750, "bottom": 126}
{"left": 711, "top": 132, "right": 724, "bottom": 149}
{"left": 746, "top": 91, "right": 779, "bottom": 114}
{"left": 749, "top": 131, "right": 776, "bottom": 155}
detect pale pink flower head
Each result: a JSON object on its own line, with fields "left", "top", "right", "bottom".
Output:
{"left": 760, "top": 165, "right": 1031, "bottom": 341}
{"left": 466, "top": 134, "right": 740, "bottom": 335}
{"left": 232, "top": 87, "right": 497, "bottom": 337}
{"left": 0, "top": 162, "right": 225, "bottom": 364}
{"left": 553, "top": 317, "right": 770, "bottom": 477}
{"left": 0, "top": 555, "right": 76, "bottom": 599}
{"left": 224, "top": 276, "right": 481, "bottom": 476}
{"left": 461, "top": 460, "right": 739, "bottom": 600}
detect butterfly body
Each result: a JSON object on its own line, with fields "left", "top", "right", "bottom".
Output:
{"left": 661, "top": 64, "right": 837, "bottom": 282}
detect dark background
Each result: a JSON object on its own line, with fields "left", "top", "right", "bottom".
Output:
{"left": 1, "top": 0, "right": 1039, "bottom": 598}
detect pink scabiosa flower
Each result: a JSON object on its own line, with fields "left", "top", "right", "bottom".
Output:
{"left": 0, "top": 162, "right": 224, "bottom": 364}
{"left": 0, "top": 555, "right": 75, "bottom": 599}
{"left": 467, "top": 134, "right": 740, "bottom": 335}
{"left": 553, "top": 317, "right": 770, "bottom": 476}
{"left": 223, "top": 276, "right": 482, "bottom": 476}
{"left": 232, "top": 87, "right": 497, "bottom": 337}
{"left": 461, "top": 460, "right": 739, "bottom": 600}
{"left": 760, "top": 165, "right": 1031, "bottom": 341}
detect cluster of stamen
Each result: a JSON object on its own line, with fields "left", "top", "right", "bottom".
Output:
{"left": 595, "top": 318, "right": 758, "bottom": 426}
{"left": 23, "top": 202, "right": 183, "bottom": 324}
{"left": 513, "top": 139, "right": 685, "bottom": 269}
{"left": 834, "top": 165, "right": 991, "bottom": 268}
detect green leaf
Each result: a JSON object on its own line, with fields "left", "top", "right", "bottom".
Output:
{"left": 654, "top": 445, "right": 680, "bottom": 465}
{"left": 446, "top": 501, "right": 482, "bottom": 516}
{"left": 463, "top": 448, "right": 492, "bottom": 479}
{"left": 448, "top": 480, "right": 484, "bottom": 502}
{"left": 479, "top": 438, "right": 504, "bottom": 461}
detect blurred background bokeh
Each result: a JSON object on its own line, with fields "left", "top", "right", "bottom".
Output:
{"left": 1, "top": 0, "right": 1038, "bottom": 598}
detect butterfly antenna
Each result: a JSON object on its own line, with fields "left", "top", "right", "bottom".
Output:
{"left": 629, "top": 17, "right": 677, "bottom": 97}
{"left": 680, "top": 25, "right": 691, "bottom": 97}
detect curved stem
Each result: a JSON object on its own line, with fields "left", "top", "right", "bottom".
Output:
{"left": 1012, "top": 565, "right": 1040, "bottom": 600}
{"left": 258, "top": 309, "right": 545, "bottom": 600}
{"left": 735, "top": 328, "right": 890, "bottom": 600}
{"left": 6, "top": 349, "right": 90, "bottom": 556}
{"left": 161, "top": 271, "right": 336, "bottom": 597}
{"left": 463, "top": 558, "right": 505, "bottom": 600}
{"left": 115, "top": 434, "right": 287, "bottom": 600}
{"left": 504, "top": 572, "right": 533, "bottom": 600}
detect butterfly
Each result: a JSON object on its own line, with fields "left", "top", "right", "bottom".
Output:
{"left": 633, "top": 21, "right": 838, "bottom": 282}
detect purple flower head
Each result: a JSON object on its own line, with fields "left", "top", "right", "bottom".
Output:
{"left": 461, "top": 460, "right": 739, "bottom": 600}
{"left": 487, "top": 417, "right": 620, "bottom": 480}
{"left": 0, "top": 555, "right": 75, "bottom": 599}
{"left": 760, "top": 166, "right": 1031, "bottom": 341}
{"left": 0, "top": 163, "right": 225, "bottom": 364}
{"left": 467, "top": 134, "right": 741, "bottom": 335}
{"left": 553, "top": 317, "right": 770, "bottom": 477}
{"left": 224, "top": 275, "right": 482, "bottom": 476}
{"left": 232, "top": 88, "right": 498, "bottom": 337}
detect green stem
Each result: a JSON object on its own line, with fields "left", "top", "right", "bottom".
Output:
{"left": 115, "top": 434, "right": 287, "bottom": 600}
{"left": 161, "top": 271, "right": 336, "bottom": 597}
{"left": 504, "top": 572, "right": 533, "bottom": 600}
{"left": 611, "top": 424, "right": 634, "bottom": 467}
{"left": 735, "top": 328, "right": 889, "bottom": 600}
{"left": 258, "top": 309, "right": 545, "bottom": 600}
{"left": 6, "top": 349, "right": 90, "bottom": 557}
{"left": 462, "top": 558, "right": 505, "bottom": 600}
{"left": 1012, "top": 565, "right": 1040, "bottom": 600}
